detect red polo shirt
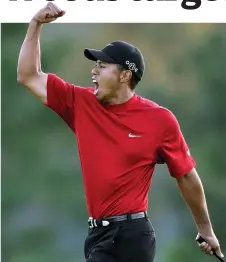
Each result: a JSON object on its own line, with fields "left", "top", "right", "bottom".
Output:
{"left": 45, "top": 73, "right": 196, "bottom": 218}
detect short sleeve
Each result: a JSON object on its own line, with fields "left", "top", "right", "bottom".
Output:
{"left": 45, "top": 73, "right": 76, "bottom": 131}
{"left": 158, "top": 110, "right": 196, "bottom": 178}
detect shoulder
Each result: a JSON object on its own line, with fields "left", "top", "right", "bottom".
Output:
{"left": 48, "top": 73, "right": 95, "bottom": 95}
{"left": 75, "top": 85, "right": 96, "bottom": 101}
{"left": 134, "top": 95, "right": 161, "bottom": 109}
{"left": 136, "top": 95, "right": 175, "bottom": 117}
{"left": 135, "top": 95, "right": 179, "bottom": 127}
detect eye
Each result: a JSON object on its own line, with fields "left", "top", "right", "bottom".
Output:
{"left": 95, "top": 62, "right": 106, "bottom": 69}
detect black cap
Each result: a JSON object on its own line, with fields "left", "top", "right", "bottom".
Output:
{"left": 84, "top": 41, "right": 145, "bottom": 81}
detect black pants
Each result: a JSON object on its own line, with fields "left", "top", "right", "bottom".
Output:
{"left": 84, "top": 217, "right": 156, "bottom": 262}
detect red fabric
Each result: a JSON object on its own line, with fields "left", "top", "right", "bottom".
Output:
{"left": 45, "top": 73, "right": 196, "bottom": 218}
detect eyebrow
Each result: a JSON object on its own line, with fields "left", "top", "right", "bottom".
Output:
{"left": 96, "top": 60, "right": 107, "bottom": 66}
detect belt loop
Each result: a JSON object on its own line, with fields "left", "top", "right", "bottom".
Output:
{"left": 127, "top": 213, "right": 132, "bottom": 221}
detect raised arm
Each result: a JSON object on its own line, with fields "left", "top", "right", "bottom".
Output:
{"left": 17, "top": 3, "right": 65, "bottom": 104}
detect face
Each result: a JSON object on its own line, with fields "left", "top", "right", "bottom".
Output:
{"left": 91, "top": 60, "right": 122, "bottom": 103}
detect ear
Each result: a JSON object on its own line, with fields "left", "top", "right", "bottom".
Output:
{"left": 120, "top": 70, "right": 133, "bottom": 84}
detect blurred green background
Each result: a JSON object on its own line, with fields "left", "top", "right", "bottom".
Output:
{"left": 1, "top": 23, "right": 226, "bottom": 262}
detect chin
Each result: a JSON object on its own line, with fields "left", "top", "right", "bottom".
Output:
{"left": 95, "top": 93, "right": 108, "bottom": 105}
{"left": 94, "top": 89, "right": 103, "bottom": 100}
{"left": 96, "top": 96, "right": 106, "bottom": 104}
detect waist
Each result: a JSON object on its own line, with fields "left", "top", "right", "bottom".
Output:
{"left": 87, "top": 195, "right": 149, "bottom": 218}
{"left": 88, "top": 211, "right": 148, "bottom": 228}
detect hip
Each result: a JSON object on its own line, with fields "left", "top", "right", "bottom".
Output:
{"left": 84, "top": 216, "right": 156, "bottom": 261}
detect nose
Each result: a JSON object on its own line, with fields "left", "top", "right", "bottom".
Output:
{"left": 91, "top": 66, "right": 98, "bottom": 75}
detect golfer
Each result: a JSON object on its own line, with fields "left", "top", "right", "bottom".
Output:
{"left": 17, "top": 3, "right": 224, "bottom": 262}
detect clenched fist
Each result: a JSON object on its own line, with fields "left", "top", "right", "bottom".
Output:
{"left": 32, "top": 3, "right": 65, "bottom": 24}
{"left": 196, "top": 233, "right": 224, "bottom": 259}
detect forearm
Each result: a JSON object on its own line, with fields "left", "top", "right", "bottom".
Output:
{"left": 176, "top": 169, "right": 213, "bottom": 236}
{"left": 17, "top": 19, "right": 43, "bottom": 81}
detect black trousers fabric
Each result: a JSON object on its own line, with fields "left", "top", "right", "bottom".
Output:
{"left": 84, "top": 217, "right": 156, "bottom": 262}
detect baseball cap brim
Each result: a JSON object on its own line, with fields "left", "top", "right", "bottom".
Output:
{"left": 84, "top": 48, "right": 116, "bottom": 64}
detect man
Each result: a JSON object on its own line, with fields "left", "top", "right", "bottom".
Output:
{"left": 17, "top": 3, "right": 224, "bottom": 262}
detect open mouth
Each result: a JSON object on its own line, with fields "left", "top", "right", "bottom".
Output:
{"left": 92, "top": 79, "right": 99, "bottom": 95}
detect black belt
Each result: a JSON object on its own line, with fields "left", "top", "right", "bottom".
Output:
{"left": 88, "top": 211, "right": 148, "bottom": 228}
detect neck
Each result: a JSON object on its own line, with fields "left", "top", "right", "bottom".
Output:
{"left": 106, "top": 87, "right": 135, "bottom": 105}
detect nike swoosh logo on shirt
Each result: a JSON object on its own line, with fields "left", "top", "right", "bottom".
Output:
{"left": 128, "top": 133, "right": 142, "bottom": 138}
